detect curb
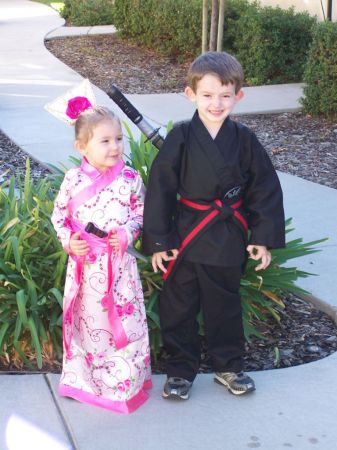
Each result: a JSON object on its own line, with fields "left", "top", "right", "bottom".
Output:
{"left": 299, "top": 293, "right": 337, "bottom": 325}
{"left": 45, "top": 24, "right": 117, "bottom": 40}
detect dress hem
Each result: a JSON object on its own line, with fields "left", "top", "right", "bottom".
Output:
{"left": 59, "top": 379, "right": 152, "bottom": 414}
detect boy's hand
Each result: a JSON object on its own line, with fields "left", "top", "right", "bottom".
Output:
{"left": 246, "top": 245, "right": 271, "bottom": 271}
{"left": 152, "top": 250, "right": 179, "bottom": 273}
{"left": 69, "top": 232, "right": 89, "bottom": 256}
{"left": 109, "top": 231, "right": 120, "bottom": 250}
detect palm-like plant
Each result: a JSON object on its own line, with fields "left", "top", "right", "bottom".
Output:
{"left": 0, "top": 160, "right": 64, "bottom": 369}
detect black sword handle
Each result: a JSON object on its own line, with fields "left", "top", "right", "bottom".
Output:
{"left": 84, "top": 222, "right": 148, "bottom": 262}
{"left": 108, "top": 84, "right": 143, "bottom": 124}
{"left": 107, "top": 84, "right": 164, "bottom": 150}
{"left": 85, "top": 222, "right": 108, "bottom": 238}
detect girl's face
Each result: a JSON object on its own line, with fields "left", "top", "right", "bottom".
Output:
{"left": 76, "top": 119, "right": 124, "bottom": 172}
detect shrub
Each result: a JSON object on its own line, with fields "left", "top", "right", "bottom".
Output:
{"left": 230, "top": 5, "right": 316, "bottom": 85}
{"left": 301, "top": 21, "right": 337, "bottom": 120}
{"left": 61, "top": 0, "right": 115, "bottom": 26}
{"left": 112, "top": 0, "right": 250, "bottom": 59}
{"left": 222, "top": 0, "right": 257, "bottom": 52}
{"left": 112, "top": 0, "right": 202, "bottom": 59}
{"left": 0, "top": 161, "right": 64, "bottom": 369}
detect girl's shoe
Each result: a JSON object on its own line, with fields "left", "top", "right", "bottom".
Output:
{"left": 162, "top": 377, "right": 193, "bottom": 400}
{"left": 214, "top": 371, "right": 255, "bottom": 395}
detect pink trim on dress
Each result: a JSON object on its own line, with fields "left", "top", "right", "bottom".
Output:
{"left": 67, "top": 158, "right": 124, "bottom": 214}
{"left": 143, "top": 379, "right": 153, "bottom": 390}
{"left": 100, "top": 228, "right": 129, "bottom": 350}
{"left": 59, "top": 382, "right": 150, "bottom": 414}
{"left": 63, "top": 221, "right": 130, "bottom": 356}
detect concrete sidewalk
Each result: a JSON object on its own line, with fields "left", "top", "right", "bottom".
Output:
{"left": 0, "top": 1, "right": 336, "bottom": 450}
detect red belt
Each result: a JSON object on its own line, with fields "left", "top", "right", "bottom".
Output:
{"left": 163, "top": 197, "right": 248, "bottom": 281}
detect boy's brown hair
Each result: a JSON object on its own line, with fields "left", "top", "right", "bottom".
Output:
{"left": 187, "top": 51, "right": 244, "bottom": 93}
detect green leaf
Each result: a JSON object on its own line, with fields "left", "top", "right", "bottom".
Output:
{"left": 48, "top": 288, "right": 64, "bottom": 308}
{"left": 0, "top": 322, "right": 10, "bottom": 352}
{"left": 146, "top": 310, "right": 161, "bottom": 328}
{"left": 27, "top": 280, "right": 38, "bottom": 308}
{"left": 14, "top": 316, "right": 22, "bottom": 342}
{"left": 16, "top": 290, "right": 28, "bottom": 325}
{"left": 13, "top": 340, "right": 34, "bottom": 369}
{"left": 1, "top": 217, "right": 20, "bottom": 234}
{"left": 28, "top": 317, "right": 43, "bottom": 369}
{"left": 9, "top": 236, "right": 21, "bottom": 271}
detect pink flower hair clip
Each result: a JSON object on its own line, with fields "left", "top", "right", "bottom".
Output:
{"left": 66, "top": 96, "right": 93, "bottom": 120}
{"left": 44, "top": 79, "right": 97, "bottom": 125}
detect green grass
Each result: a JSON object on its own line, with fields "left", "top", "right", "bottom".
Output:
{"left": 34, "top": 0, "right": 64, "bottom": 13}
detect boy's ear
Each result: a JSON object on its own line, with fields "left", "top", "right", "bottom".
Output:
{"left": 184, "top": 86, "right": 196, "bottom": 102}
{"left": 236, "top": 89, "right": 244, "bottom": 101}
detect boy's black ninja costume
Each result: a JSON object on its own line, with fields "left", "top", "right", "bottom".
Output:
{"left": 143, "top": 112, "right": 285, "bottom": 381}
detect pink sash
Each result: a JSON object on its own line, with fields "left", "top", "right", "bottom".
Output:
{"left": 63, "top": 158, "right": 129, "bottom": 359}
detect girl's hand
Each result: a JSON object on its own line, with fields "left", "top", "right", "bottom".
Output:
{"left": 246, "top": 244, "right": 271, "bottom": 271}
{"left": 109, "top": 231, "right": 120, "bottom": 250}
{"left": 69, "top": 232, "right": 89, "bottom": 256}
{"left": 152, "top": 249, "right": 179, "bottom": 273}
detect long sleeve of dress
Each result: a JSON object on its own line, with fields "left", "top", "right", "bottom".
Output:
{"left": 120, "top": 172, "right": 146, "bottom": 246}
{"left": 142, "top": 127, "right": 184, "bottom": 254}
{"left": 51, "top": 171, "right": 74, "bottom": 254}
{"left": 244, "top": 132, "right": 285, "bottom": 249}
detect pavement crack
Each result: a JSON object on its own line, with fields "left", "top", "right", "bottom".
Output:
{"left": 44, "top": 374, "right": 79, "bottom": 450}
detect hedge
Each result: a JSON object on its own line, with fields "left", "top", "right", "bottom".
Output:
{"left": 112, "top": 0, "right": 202, "bottom": 59}
{"left": 61, "top": 0, "right": 115, "bottom": 26}
{"left": 231, "top": 5, "right": 316, "bottom": 85}
{"left": 301, "top": 20, "right": 337, "bottom": 120}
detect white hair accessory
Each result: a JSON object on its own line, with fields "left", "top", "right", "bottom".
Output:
{"left": 44, "top": 78, "right": 97, "bottom": 125}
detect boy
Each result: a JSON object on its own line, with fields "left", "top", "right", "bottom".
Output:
{"left": 142, "top": 51, "right": 285, "bottom": 400}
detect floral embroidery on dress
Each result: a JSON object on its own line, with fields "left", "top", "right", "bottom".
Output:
{"left": 123, "top": 168, "right": 136, "bottom": 180}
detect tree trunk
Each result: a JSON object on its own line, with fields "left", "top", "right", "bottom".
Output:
{"left": 217, "top": 0, "right": 226, "bottom": 51}
{"left": 202, "top": 0, "right": 209, "bottom": 53}
{"left": 209, "top": 0, "right": 219, "bottom": 51}
{"left": 327, "top": 0, "right": 332, "bottom": 20}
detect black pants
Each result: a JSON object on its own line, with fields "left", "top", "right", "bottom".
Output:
{"left": 160, "top": 260, "right": 245, "bottom": 382}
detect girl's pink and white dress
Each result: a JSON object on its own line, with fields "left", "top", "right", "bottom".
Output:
{"left": 51, "top": 158, "right": 151, "bottom": 414}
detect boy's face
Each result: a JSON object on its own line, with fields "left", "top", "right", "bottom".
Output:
{"left": 185, "top": 74, "right": 243, "bottom": 132}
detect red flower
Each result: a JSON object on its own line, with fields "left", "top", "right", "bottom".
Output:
{"left": 116, "top": 305, "right": 123, "bottom": 316}
{"left": 85, "top": 352, "right": 94, "bottom": 367}
{"left": 123, "top": 169, "right": 136, "bottom": 180}
{"left": 101, "top": 296, "right": 109, "bottom": 308}
{"left": 66, "top": 96, "right": 92, "bottom": 120}
{"left": 124, "top": 302, "right": 135, "bottom": 315}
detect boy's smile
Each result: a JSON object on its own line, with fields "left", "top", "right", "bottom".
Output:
{"left": 185, "top": 73, "right": 244, "bottom": 137}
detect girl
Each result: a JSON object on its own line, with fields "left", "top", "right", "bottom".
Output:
{"left": 51, "top": 103, "right": 151, "bottom": 414}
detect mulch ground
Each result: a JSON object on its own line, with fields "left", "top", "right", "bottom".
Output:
{"left": 46, "top": 34, "right": 192, "bottom": 94}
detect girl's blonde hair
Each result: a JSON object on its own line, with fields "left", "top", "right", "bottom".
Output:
{"left": 74, "top": 106, "right": 121, "bottom": 144}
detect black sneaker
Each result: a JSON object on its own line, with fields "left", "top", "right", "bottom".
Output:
{"left": 162, "top": 377, "right": 193, "bottom": 400}
{"left": 214, "top": 371, "right": 255, "bottom": 395}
